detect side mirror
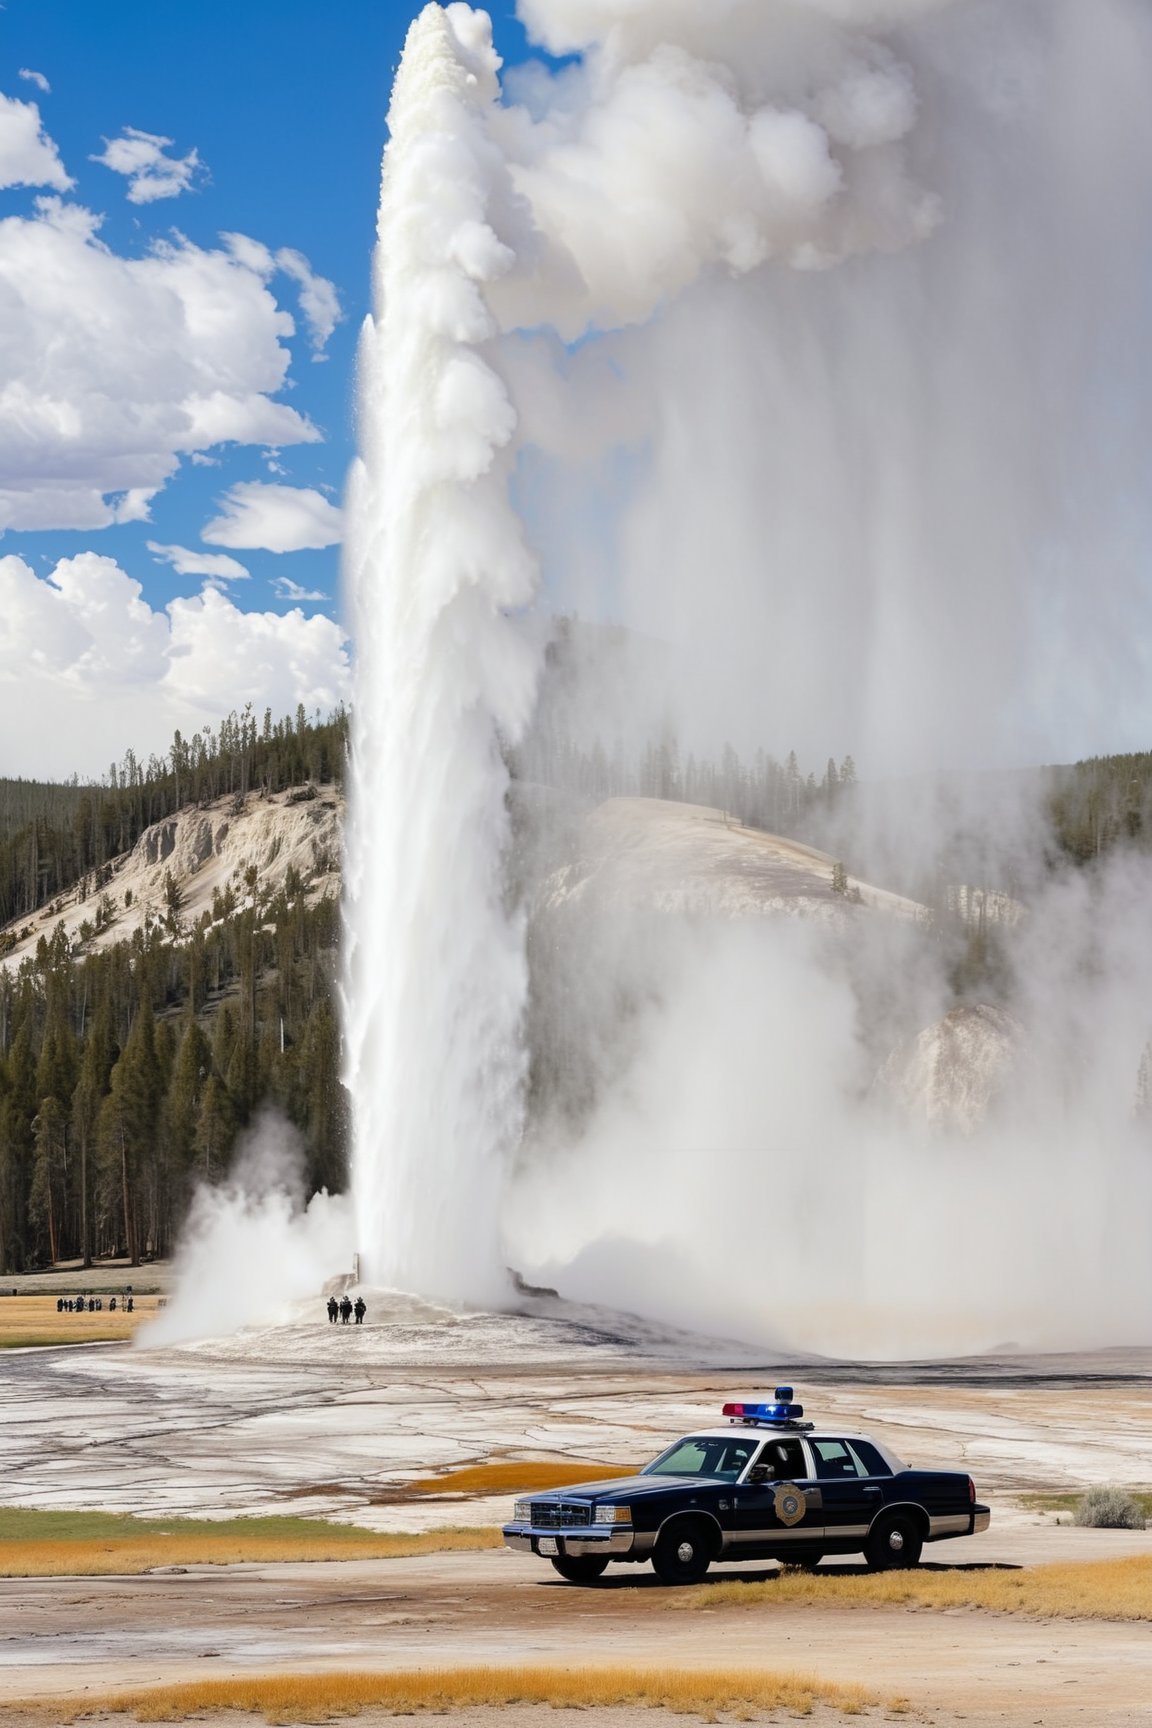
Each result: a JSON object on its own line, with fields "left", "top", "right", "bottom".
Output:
{"left": 746, "top": 1465, "right": 772, "bottom": 1485}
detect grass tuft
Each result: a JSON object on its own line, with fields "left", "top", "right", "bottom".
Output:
{"left": 1072, "top": 1485, "right": 1147, "bottom": 1529}
{"left": 1017, "top": 1489, "right": 1152, "bottom": 1518}
{"left": 5, "top": 1664, "right": 889, "bottom": 1724}
{"left": 407, "top": 1459, "right": 629, "bottom": 1497}
{"left": 691, "top": 1555, "right": 1152, "bottom": 1621}
{"left": 0, "top": 1507, "right": 499, "bottom": 1576}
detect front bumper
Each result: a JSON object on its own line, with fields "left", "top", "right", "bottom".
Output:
{"left": 503, "top": 1523, "right": 636, "bottom": 1558}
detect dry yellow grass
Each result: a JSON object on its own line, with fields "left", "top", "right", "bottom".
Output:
{"left": 0, "top": 1508, "right": 500, "bottom": 1577}
{"left": 692, "top": 1555, "right": 1152, "bottom": 1621}
{"left": 11, "top": 1664, "right": 891, "bottom": 1724}
{"left": 0, "top": 1295, "right": 160, "bottom": 1349}
{"left": 408, "top": 1459, "right": 628, "bottom": 1496}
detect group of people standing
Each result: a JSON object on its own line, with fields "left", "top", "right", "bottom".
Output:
{"left": 327, "top": 1294, "right": 366, "bottom": 1326}
{"left": 56, "top": 1293, "right": 134, "bottom": 1314}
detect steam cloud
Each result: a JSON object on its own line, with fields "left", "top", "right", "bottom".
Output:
{"left": 142, "top": 1116, "right": 352, "bottom": 1347}
{"left": 341, "top": 0, "right": 1152, "bottom": 1358}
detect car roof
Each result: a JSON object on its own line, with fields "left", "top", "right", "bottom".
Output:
{"left": 672, "top": 1428, "right": 879, "bottom": 1444}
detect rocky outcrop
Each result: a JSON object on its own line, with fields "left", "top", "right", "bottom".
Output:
{"left": 0, "top": 787, "right": 343, "bottom": 973}
{"left": 538, "top": 797, "right": 925, "bottom": 924}
{"left": 872, "top": 1004, "right": 1023, "bottom": 1135}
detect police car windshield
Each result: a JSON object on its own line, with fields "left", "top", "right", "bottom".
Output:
{"left": 642, "top": 1436, "right": 758, "bottom": 1481}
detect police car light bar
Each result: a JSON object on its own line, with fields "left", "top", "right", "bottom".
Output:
{"left": 723, "top": 1387, "right": 812, "bottom": 1428}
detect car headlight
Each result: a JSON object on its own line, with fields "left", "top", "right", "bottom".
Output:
{"left": 513, "top": 1500, "right": 532, "bottom": 1524}
{"left": 595, "top": 1504, "right": 632, "bottom": 1525}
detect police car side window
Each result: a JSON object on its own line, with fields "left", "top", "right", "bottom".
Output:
{"left": 748, "top": 1438, "right": 807, "bottom": 1481}
{"left": 770, "top": 1439, "right": 807, "bottom": 1479}
{"left": 812, "top": 1439, "right": 863, "bottom": 1480}
{"left": 847, "top": 1439, "right": 892, "bottom": 1478}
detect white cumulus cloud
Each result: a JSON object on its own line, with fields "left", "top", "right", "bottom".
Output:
{"left": 222, "top": 234, "right": 342, "bottom": 357}
{"left": 18, "top": 70, "right": 51, "bottom": 95}
{"left": 0, "top": 552, "right": 350, "bottom": 778}
{"left": 203, "top": 482, "right": 344, "bottom": 553}
{"left": 0, "top": 90, "right": 71, "bottom": 190}
{"left": 91, "top": 126, "right": 206, "bottom": 203}
{"left": 272, "top": 575, "right": 328, "bottom": 603}
{"left": 0, "top": 199, "right": 322, "bottom": 531}
{"left": 147, "top": 540, "right": 251, "bottom": 582}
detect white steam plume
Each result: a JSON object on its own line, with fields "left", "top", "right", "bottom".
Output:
{"left": 343, "top": 5, "right": 540, "bottom": 1305}
{"left": 141, "top": 1116, "right": 352, "bottom": 1347}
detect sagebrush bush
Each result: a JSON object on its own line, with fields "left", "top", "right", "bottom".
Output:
{"left": 1073, "top": 1486, "right": 1147, "bottom": 1530}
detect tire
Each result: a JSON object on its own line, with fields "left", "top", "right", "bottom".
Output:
{"left": 782, "top": 1548, "right": 825, "bottom": 1571}
{"left": 550, "top": 1554, "right": 609, "bottom": 1584}
{"left": 651, "top": 1519, "right": 715, "bottom": 1586}
{"left": 864, "top": 1513, "right": 923, "bottom": 1571}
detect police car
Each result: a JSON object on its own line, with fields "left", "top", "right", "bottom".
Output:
{"left": 503, "top": 1388, "right": 990, "bottom": 1585}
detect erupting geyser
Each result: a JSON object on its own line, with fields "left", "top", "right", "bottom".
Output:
{"left": 340, "top": 0, "right": 1152, "bottom": 1353}
{"left": 343, "top": 5, "right": 540, "bottom": 1304}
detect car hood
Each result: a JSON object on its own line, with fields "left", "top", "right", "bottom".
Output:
{"left": 524, "top": 1474, "right": 714, "bottom": 1503}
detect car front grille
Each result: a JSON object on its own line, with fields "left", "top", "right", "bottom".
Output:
{"left": 531, "top": 1500, "right": 592, "bottom": 1529}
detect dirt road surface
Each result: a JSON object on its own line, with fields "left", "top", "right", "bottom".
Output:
{"left": 2, "top": 1529, "right": 1151, "bottom": 1728}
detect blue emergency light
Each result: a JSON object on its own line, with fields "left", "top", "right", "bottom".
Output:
{"left": 722, "top": 1386, "right": 809, "bottom": 1426}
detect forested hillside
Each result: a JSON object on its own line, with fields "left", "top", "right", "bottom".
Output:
{"left": 0, "top": 706, "right": 347, "bottom": 928}
{"left": 0, "top": 710, "right": 346, "bottom": 1274}
{"left": 2, "top": 682, "right": 1150, "bottom": 1276}
{"left": 1046, "top": 753, "right": 1152, "bottom": 862}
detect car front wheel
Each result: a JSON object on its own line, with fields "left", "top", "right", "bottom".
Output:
{"left": 864, "top": 1513, "right": 923, "bottom": 1571}
{"left": 652, "top": 1519, "right": 714, "bottom": 1586}
{"left": 550, "top": 1554, "right": 609, "bottom": 1584}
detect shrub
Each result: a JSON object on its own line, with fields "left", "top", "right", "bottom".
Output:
{"left": 1073, "top": 1486, "right": 1147, "bottom": 1529}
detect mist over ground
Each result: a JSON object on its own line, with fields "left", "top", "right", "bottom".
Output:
{"left": 491, "top": 0, "right": 1152, "bottom": 1358}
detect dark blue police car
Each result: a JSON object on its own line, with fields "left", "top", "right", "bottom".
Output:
{"left": 503, "top": 1388, "right": 990, "bottom": 1585}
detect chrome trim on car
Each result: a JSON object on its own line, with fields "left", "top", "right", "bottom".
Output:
{"left": 929, "top": 1513, "right": 972, "bottom": 1538}
{"left": 724, "top": 1525, "right": 827, "bottom": 1545}
{"left": 972, "top": 1508, "right": 991, "bottom": 1534}
{"left": 502, "top": 1524, "right": 635, "bottom": 1558}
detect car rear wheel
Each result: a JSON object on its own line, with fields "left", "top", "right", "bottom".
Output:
{"left": 652, "top": 1519, "right": 714, "bottom": 1586}
{"left": 550, "top": 1554, "right": 609, "bottom": 1584}
{"left": 865, "top": 1513, "right": 923, "bottom": 1571}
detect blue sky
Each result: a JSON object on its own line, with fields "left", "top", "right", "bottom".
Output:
{"left": 2, "top": 0, "right": 533, "bottom": 615}
{"left": 0, "top": 1, "right": 542, "bottom": 775}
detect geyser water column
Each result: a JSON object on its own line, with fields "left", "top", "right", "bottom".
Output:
{"left": 343, "top": 4, "right": 539, "bottom": 1305}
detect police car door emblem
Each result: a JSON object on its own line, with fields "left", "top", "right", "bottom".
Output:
{"left": 773, "top": 1483, "right": 805, "bottom": 1527}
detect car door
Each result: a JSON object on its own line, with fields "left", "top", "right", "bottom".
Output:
{"left": 728, "top": 1435, "right": 824, "bottom": 1552}
{"left": 810, "top": 1437, "right": 884, "bottom": 1545}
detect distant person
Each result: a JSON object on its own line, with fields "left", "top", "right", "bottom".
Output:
{"left": 109, "top": 1297, "right": 117, "bottom": 1312}
{"left": 75, "top": 1303, "right": 85, "bottom": 1320}
{"left": 88, "top": 1297, "right": 96, "bottom": 1313}
{"left": 339, "top": 1295, "right": 352, "bottom": 1325}
{"left": 125, "top": 1297, "right": 134, "bottom": 1314}
{"left": 327, "top": 1296, "right": 338, "bottom": 1324}
{"left": 353, "top": 1297, "right": 366, "bottom": 1326}
{"left": 56, "top": 1297, "right": 64, "bottom": 1313}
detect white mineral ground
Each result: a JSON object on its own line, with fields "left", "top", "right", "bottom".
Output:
{"left": 0, "top": 1298, "right": 1150, "bottom": 1726}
